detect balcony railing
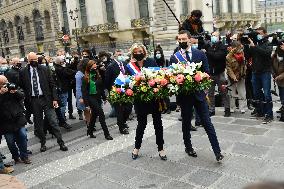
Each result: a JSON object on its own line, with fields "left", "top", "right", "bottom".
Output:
{"left": 131, "top": 17, "right": 150, "bottom": 28}
{"left": 72, "top": 22, "right": 119, "bottom": 36}
{"left": 215, "top": 13, "right": 260, "bottom": 22}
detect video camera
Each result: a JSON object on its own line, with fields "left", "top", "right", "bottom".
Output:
{"left": 240, "top": 28, "right": 259, "bottom": 45}
{"left": 4, "top": 82, "right": 17, "bottom": 91}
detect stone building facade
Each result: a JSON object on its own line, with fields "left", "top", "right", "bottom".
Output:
{"left": 0, "top": 0, "right": 61, "bottom": 58}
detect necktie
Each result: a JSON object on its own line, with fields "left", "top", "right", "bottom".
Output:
{"left": 185, "top": 51, "right": 191, "bottom": 62}
{"left": 119, "top": 62, "right": 125, "bottom": 74}
{"left": 32, "top": 68, "right": 39, "bottom": 96}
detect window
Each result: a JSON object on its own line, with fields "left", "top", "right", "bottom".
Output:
{"left": 8, "top": 22, "right": 14, "bottom": 39}
{"left": 61, "top": 0, "right": 69, "bottom": 34}
{"left": 238, "top": 0, "right": 241, "bottom": 12}
{"left": 44, "top": 11, "right": 52, "bottom": 30}
{"left": 105, "top": 0, "right": 115, "bottom": 23}
{"left": 33, "top": 9, "right": 44, "bottom": 41}
{"left": 24, "top": 17, "right": 31, "bottom": 34}
{"left": 139, "top": 0, "right": 149, "bottom": 18}
{"left": 215, "top": 0, "right": 221, "bottom": 15}
{"left": 228, "top": 0, "right": 233, "bottom": 13}
{"left": 14, "top": 16, "right": 24, "bottom": 41}
{"left": 180, "top": 0, "right": 188, "bottom": 16}
{"left": 0, "top": 20, "right": 9, "bottom": 44}
{"left": 79, "top": 0, "right": 88, "bottom": 27}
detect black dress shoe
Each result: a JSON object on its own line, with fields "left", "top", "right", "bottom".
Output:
{"left": 60, "top": 123, "right": 72, "bottom": 130}
{"left": 190, "top": 126, "right": 197, "bottom": 131}
{"left": 69, "top": 114, "right": 76, "bottom": 119}
{"left": 120, "top": 128, "right": 129, "bottom": 135}
{"left": 87, "top": 129, "right": 96, "bottom": 138}
{"left": 40, "top": 145, "right": 47, "bottom": 152}
{"left": 105, "top": 135, "right": 113, "bottom": 140}
{"left": 132, "top": 152, "right": 139, "bottom": 160}
{"left": 59, "top": 144, "right": 68, "bottom": 151}
{"left": 185, "top": 148, "right": 197, "bottom": 157}
{"left": 78, "top": 114, "right": 83, "bottom": 120}
{"left": 159, "top": 154, "right": 167, "bottom": 161}
{"left": 216, "top": 153, "right": 224, "bottom": 162}
{"left": 123, "top": 124, "right": 129, "bottom": 128}
{"left": 178, "top": 116, "right": 182, "bottom": 121}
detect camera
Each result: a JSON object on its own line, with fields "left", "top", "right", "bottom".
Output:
{"left": 4, "top": 82, "right": 17, "bottom": 91}
{"left": 240, "top": 28, "right": 259, "bottom": 45}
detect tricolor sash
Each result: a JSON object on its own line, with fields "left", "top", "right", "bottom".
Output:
{"left": 174, "top": 50, "right": 188, "bottom": 64}
{"left": 127, "top": 61, "right": 141, "bottom": 75}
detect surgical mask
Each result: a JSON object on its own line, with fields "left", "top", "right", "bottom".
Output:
{"left": 133, "top": 53, "right": 145, "bottom": 61}
{"left": 30, "top": 61, "right": 38, "bottom": 67}
{"left": 117, "top": 55, "right": 125, "bottom": 62}
{"left": 211, "top": 36, "right": 219, "bottom": 44}
{"left": 179, "top": 42, "right": 188, "bottom": 50}
{"left": 191, "top": 44, "right": 198, "bottom": 49}
{"left": 156, "top": 54, "right": 161, "bottom": 59}
{"left": 257, "top": 34, "right": 263, "bottom": 41}
{"left": 0, "top": 65, "right": 8, "bottom": 73}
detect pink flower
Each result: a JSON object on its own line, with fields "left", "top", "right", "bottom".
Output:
{"left": 194, "top": 73, "right": 202, "bottom": 82}
{"left": 153, "top": 88, "right": 159, "bottom": 93}
{"left": 148, "top": 79, "right": 156, "bottom": 87}
{"left": 160, "top": 78, "right": 168, "bottom": 86}
{"left": 204, "top": 73, "right": 210, "bottom": 79}
{"left": 125, "top": 89, "right": 133, "bottom": 96}
{"left": 154, "top": 78, "right": 160, "bottom": 84}
{"left": 135, "top": 75, "right": 141, "bottom": 81}
{"left": 176, "top": 74, "right": 185, "bottom": 84}
{"left": 116, "top": 88, "right": 122, "bottom": 94}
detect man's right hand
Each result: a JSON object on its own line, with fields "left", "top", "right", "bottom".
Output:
{"left": 0, "top": 87, "right": 8, "bottom": 94}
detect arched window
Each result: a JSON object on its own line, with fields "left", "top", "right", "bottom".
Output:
{"left": 0, "top": 20, "right": 9, "bottom": 44}
{"left": 105, "top": 0, "right": 115, "bottom": 23}
{"left": 24, "top": 17, "right": 31, "bottom": 34}
{"left": 44, "top": 11, "right": 52, "bottom": 30}
{"left": 15, "top": 16, "right": 24, "bottom": 41}
{"left": 79, "top": 0, "right": 88, "bottom": 27}
{"left": 61, "top": 0, "right": 69, "bottom": 34}
{"left": 180, "top": 0, "right": 188, "bottom": 16}
{"left": 138, "top": 0, "right": 149, "bottom": 18}
{"left": 33, "top": 9, "right": 44, "bottom": 41}
{"left": 8, "top": 22, "right": 14, "bottom": 39}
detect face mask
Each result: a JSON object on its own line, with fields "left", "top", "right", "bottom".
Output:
{"left": 117, "top": 56, "right": 125, "bottom": 62}
{"left": 30, "top": 61, "right": 38, "bottom": 67}
{"left": 179, "top": 42, "right": 188, "bottom": 50}
{"left": 16, "top": 63, "right": 22, "bottom": 69}
{"left": 156, "top": 54, "right": 161, "bottom": 59}
{"left": 211, "top": 36, "right": 219, "bottom": 44}
{"left": 83, "top": 55, "right": 89, "bottom": 59}
{"left": 133, "top": 53, "right": 145, "bottom": 61}
{"left": 0, "top": 65, "right": 8, "bottom": 73}
{"left": 191, "top": 44, "right": 198, "bottom": 49}
{"left": 257, "top": 34, "right": 263, "bottom": 41}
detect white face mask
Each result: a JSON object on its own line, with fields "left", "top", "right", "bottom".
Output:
{"left": 156, "top": 54, "right": 161, "bottom": 59}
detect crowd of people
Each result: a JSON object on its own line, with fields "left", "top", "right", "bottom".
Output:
{"left": 0, "top": 9, "right": 283, "bottom": 176}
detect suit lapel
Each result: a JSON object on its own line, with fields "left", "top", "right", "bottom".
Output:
{"left": 25, "top": 66, "right": 32, "bottom": 94}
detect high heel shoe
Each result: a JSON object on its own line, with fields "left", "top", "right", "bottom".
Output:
{"left": 87, "top": 128, "right": 96, "bottom": 138}
{"left": 132, "top": 149, "right": 139, "bottom": 160}
{"left": 158, "top": 150, "right": 167, "bottom": 161}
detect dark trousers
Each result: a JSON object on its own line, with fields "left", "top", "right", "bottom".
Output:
{"left": 4, "top": 127, "right": 28, "bottom": 160}
{"left": 114, "top": 103, "right": 132, "bottom": 131}
{"left": 135, "top": 112, "right": 164, "bottom": 151}
{"left": 31, "top": 97, "right": 64, "bottom": 145}
{"left": 179, "top": 94, "right": 221, "bottom": 155}
{"left": 245, "top": 68, "right": 254, "bottom": 105}
{"left": 24, "top": 98, "right": 32, "bottom": 121}
{"left": 88, "top": 96, "right": 110, "bottom": 136}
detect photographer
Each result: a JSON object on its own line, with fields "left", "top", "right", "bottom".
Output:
{"left": 0, "top": 75, "right": 31, "bottom": 164}
{"left": 272, "top": 43, "right": 284, "bottom": 121}
{"left": 249, "top": 27, "right": 273, "bottom": 124}
{"left": 180, "top": 10, "right": 204, "bottom": 36}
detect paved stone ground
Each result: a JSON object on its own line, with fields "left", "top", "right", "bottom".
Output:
{"left": 1, "top": 104, "right": 284, "bottom": 189}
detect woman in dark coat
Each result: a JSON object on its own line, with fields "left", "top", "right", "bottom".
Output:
{"left": 129, "top": 43, "right": 167, "bottom": 161}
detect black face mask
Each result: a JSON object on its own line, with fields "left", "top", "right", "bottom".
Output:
{"left": 133, "top": 53, "right": 145, "bottom": 61}
{"left": 30, "top": 61, "right": 38, "bottom": 67}
{"left": 179, "top": 42, "right": 188, "bottom": 50}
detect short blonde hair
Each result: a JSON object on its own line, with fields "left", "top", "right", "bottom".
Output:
{"left": 129, "top": 43, "right": 148, "bottom": 59}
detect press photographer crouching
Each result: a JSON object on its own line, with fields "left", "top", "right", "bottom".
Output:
{"left": 0, "top": 75, "right": 31, "bottom": 164}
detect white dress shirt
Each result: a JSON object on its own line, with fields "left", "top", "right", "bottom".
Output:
{"left": 180, "top": 47, "right": 193, "bottom": 60}
{"left": 30, "top": 66, "right": 43, "bottom": 96}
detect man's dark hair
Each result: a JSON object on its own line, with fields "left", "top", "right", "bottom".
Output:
{"left": 257, "top": 27, "right": 267, "bottom": 34}
{"left": 191, "top": 10, "right": 202, "bottom": 18}
{"left": 82, "top": 48, "right": 90, "bottom": 55}
{"left": 178, "top": 30, "right": 191, "bottom": 39}
{"left": 98, "top": 51, "right": 110, "bottom": 58}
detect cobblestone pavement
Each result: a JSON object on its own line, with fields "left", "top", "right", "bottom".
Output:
{"left": 0, "top": 105, "right": 284, "bottom": 189}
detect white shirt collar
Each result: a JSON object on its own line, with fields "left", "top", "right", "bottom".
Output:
{"left": 181, "top": 47, "right": 192, "bottom": 54}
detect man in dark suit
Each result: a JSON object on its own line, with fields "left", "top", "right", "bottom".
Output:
{"left": 170, "top": 30, "right": 224, "bottom": 161}
{"left": 105, "top": 49, "right": 132, "bottom": 134}
{"left": 19, "top": 52, "right": 68, "bottom": 152}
